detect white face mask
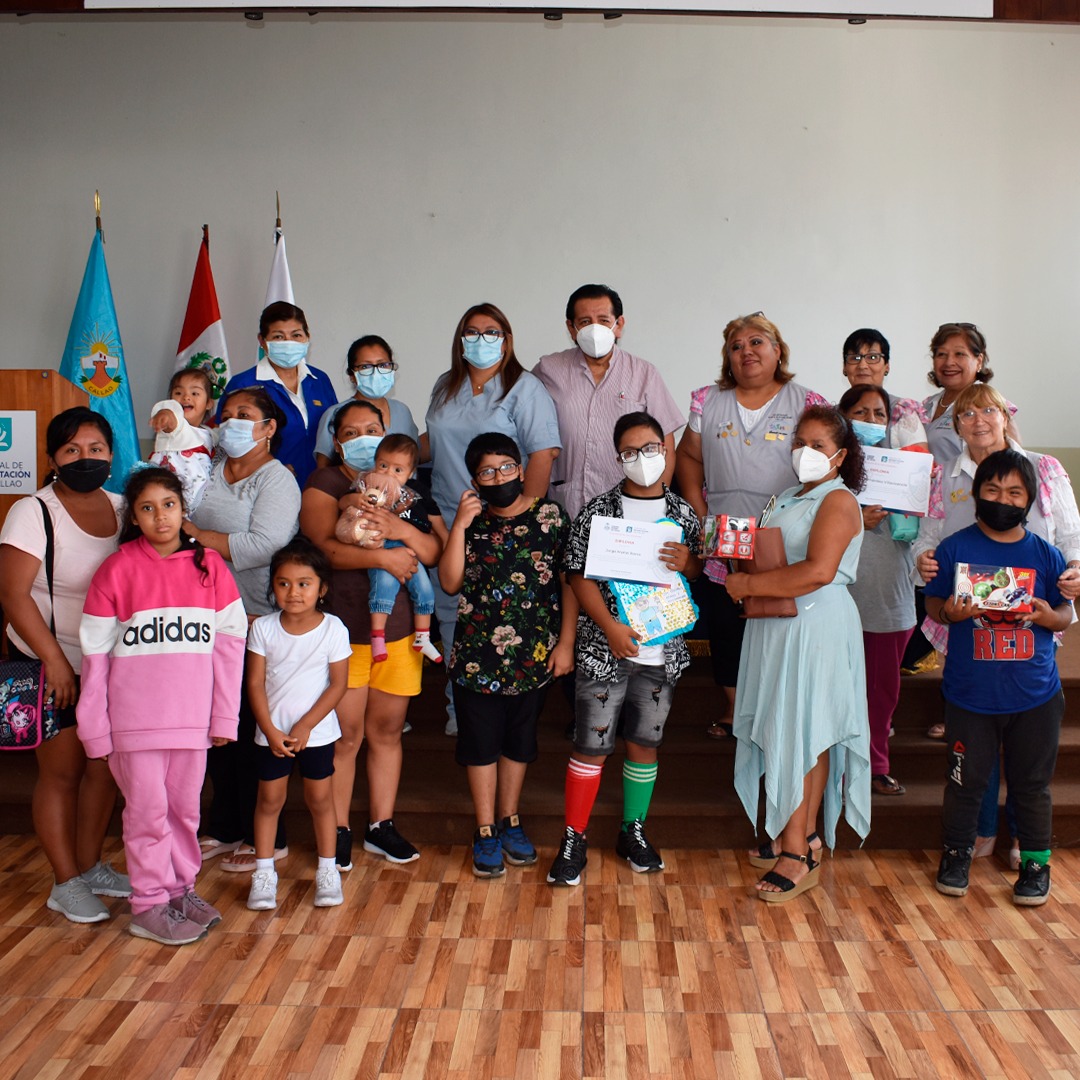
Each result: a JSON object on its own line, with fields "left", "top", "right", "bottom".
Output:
{"left": 622, "top": 451, "right": 666, "bottom": 488}
{"left": 576, "top": 323, "right": 617, "bottom": 359}
{"left": 791, "top": 445, "right": 841, "bottom": 483}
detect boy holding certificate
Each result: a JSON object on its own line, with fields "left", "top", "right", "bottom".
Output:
{"left": 547, "top": 412, "right": 702, "bottom": 886}
{"left": 925, "top": 449, "right": 1072, "bottom": 906}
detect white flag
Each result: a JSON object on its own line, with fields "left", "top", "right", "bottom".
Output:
{"left": 264, "top": 226, "right": 294, "bottom": 307}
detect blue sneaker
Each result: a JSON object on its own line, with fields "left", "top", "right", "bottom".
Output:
{"left": 499, "top": 814, "right": 537, "bottom": 866}
{"left": 472, "top": 825, "right": 505, "bottom": 878}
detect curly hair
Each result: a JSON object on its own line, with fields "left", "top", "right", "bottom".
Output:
{"left": 796, "top": 404, "right": 865, "bottom": 493}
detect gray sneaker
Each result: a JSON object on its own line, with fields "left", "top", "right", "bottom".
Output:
{"left": 47, "top": 876, "right": 110, "bottom": 923}
{"left": 129, "top": 903, "right": 207, "bottom": 945}
{"left": 170, "top": 888, "right": 222, "bottom": 928}
{"left": 81, "top": 860, "right": 132, "bottom": 898}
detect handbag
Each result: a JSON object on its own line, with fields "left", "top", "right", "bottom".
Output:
{"left": 737, "top": 525, "right": 797, "bottom": 619}
{"left": 1, "top": 498, "right": 59, "bottom": 750}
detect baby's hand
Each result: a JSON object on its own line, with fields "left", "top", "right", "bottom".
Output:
{"left": 150, "top": 409, "right": 178, "bottom": 434}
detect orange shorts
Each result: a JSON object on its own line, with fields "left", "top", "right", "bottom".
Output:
{"left": 347, "top": 636, "right": 423, "bottom": 696}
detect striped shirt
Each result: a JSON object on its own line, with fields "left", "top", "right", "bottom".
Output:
{"left": 533, "top": 346, "right": 685, "bottom": 519}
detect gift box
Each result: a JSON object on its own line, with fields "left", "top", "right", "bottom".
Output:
{"left": 703, "top": 515, "right": 756, "bottom": 559}
{"left": 953, "top": 563, "right": 1035, "bottom": 613}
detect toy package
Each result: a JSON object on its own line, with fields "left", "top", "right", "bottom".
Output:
{"left": 702, "top": 515, "right": 756, "bottom": 560}
{"left": 953, "top": 563, "right": 1035, "bottom": 614}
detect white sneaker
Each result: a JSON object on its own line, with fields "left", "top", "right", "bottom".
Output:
{"left": 246, "top": 869, "right": 278, "bottom": 911}
{"left": 313, "top": 865, "right": 343, "bottom": 907}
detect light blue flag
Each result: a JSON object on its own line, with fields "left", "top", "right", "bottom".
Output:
{"left": 57, "top": 230, "right": 140, "bottom": 495}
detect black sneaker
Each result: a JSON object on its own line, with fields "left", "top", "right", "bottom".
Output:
{"left": 935, "top": 845, "right": 973, "bottom": 896}
{"left": 616, "top": 820, "right": 665, "bottom": 873}
{"left": 1014, "top": 859, "right": 1051, "bottom": 907}
{"left": 546, "top": 826, "right": 588, "bottom": 886}
{"left": 335, "top": 826, "right": 353, "bottom": 872}
{"left": 363, "top": 820, "right": 420, "bottom": 864}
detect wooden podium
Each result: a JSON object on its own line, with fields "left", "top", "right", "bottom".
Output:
{"left": 0, "top": 369, "right": 88, "bottom": 531}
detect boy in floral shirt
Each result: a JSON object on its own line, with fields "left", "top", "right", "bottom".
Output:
{"left": 440, "top": 432, "right": 576, "bottom": 877}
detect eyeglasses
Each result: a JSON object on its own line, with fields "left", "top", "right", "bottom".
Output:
{"left": 617, "top": 442, "right": 664, "bottom": 464}
{"left": 843, "top": 353, "right": 886, "bottom": 367}
{"left": 462, "top": 330, "right": 506, "bottom": 344}
{"left": 957, "top": 406, "right": 1003, "bottom": 424}
{"left": 475, "top": 461, "right": 519, "bottom": 482}
{"left": 352, "top": 361, "right": 398, "bottom": 376}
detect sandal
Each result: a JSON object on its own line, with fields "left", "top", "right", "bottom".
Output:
{"left": 748, "top": 832, "right": 821, "bottom": 870}
{"left": 926, "top": 722, "right": 945, "bottom": 740}
{"left": 871, "top": 774, "right": 906, "bottom": 796}
{"left": 756, "top": 850, "right": 820, "bottom": 904}
{"left": 706, "top": 723, "right": 734, "bottom": 740}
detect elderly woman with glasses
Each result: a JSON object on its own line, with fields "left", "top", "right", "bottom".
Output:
{"left": 675, "top": 312, "right": 828, "bottom": 740}
{"left": 914, "top": 381, "right": 1080, "bottom": 862}
{"left": 422, "top": 303, "right": 562, "bottom": 735}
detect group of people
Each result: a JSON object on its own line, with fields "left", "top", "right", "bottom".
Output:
{"left": 1, "top": 286, "right": 1076, "bottom": 944}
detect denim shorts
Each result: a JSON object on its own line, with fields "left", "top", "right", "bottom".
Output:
{"left": 573, "top": 661, "right": 673, "bottom": 756}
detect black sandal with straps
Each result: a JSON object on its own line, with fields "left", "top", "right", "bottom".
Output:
{"left": 756, "top": 850, "right": 820, "bottom": 904}
{"left": 748, "top": 832, "right": 822, "bottom": 870}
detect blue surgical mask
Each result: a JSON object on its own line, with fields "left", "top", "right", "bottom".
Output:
{"left": 265, "top": 340, "right": 309, "bottom": 369}
{"left": 218, "top": 417, "right": 269, "bottom": 459}
{"left": 851, "top": 420, "right": 887, "bottom": 446}
{"left": 352, "top": 368, "right": 395, "bottom": 398}
{"left": 339, "top": 434, "right": 382, "bottom": 472}
{"left": 462, "top": 336, "right": 503, "bottom": 369}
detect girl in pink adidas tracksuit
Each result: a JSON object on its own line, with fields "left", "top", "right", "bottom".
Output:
{"left": 77, "top": 468, "right": 247, "bottom": 945}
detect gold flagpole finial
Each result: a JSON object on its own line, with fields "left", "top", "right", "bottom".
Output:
{"left": 275, "top": 191, "right": 282, "bottom": 231}
{"left": 94, "top": 190, "right": 104, "bottom": 243}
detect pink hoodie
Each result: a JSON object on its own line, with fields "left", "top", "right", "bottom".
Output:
{"left": 77, "top": 537, "right": 247, "bottom": 758}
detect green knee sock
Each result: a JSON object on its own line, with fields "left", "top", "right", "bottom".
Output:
{"left": 622, "top": 761, "right": 658, "bottom": 825}
{"left": 1019, "top": 849, "right": 1051, "bottom": 867}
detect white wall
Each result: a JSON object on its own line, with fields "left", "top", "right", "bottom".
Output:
{"left": 2, "top": 13, "right": 1078, "bottom": 449}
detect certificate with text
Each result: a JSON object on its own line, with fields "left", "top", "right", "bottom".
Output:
{"left": 858, "top": 447, "right": 933, "bottom": 516}
{"left": 584, "top": 517, "right": 683, "bottom": 587}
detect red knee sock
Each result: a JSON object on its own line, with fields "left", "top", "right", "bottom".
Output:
{"left": 565, "top": 758, "right": 603, "bottom": 834}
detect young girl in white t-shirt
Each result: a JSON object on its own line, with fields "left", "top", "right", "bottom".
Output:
{"left": 245, "top": 539, "right": 351, "bottom": 911}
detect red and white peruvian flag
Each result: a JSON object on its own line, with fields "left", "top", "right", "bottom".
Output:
{"left": 175, "top": 227, "right": 230, "bottom": 400}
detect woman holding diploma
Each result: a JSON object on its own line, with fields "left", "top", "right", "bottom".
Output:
{"left": 839, "top": 384, "right": 916, "bottom": 798}
{"left": 726, "top": 405, "right": 870, "bottom": 902}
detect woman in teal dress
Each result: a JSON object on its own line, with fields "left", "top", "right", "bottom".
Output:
{"left": 725, "top": 405, "right": 870, "bottom": 902}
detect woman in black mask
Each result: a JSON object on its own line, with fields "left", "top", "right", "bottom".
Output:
{"left": 0, "top": 408, "right": 130, "bottom": 924}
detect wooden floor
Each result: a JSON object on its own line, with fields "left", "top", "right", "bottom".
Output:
{"left": 3, "top": 836, "right": 1080, "bottom": 1079}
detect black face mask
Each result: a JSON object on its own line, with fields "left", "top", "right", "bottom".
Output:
{"left": 56, "top": 458, "right": 111, "bottom": 494}
{"left": 481, "top": 477, "right": 523, "bottom": 509}
{"left": 975, "top": 496, "right": 1027, "bottom": 533}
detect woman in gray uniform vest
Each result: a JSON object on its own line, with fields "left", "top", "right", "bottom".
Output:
{"left": 675, "top": 313, "right": 828, "bottom": 739}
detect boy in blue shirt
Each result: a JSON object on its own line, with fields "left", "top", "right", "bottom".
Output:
{"left": 925, "top": 449, "right": 1073, "bottom": 906}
